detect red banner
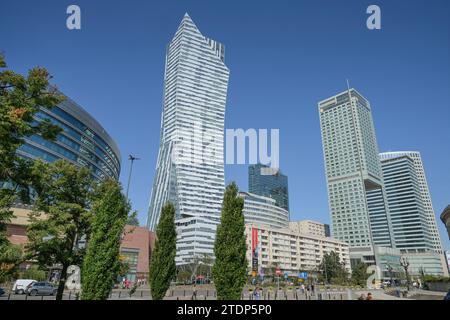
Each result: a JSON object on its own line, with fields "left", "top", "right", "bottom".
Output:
{"left": 251, "top": 228, "right": 258, "bottom": 251}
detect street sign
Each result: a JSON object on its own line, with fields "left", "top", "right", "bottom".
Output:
{"left": 298, "top": 272, "right": 308, "bottom": 279}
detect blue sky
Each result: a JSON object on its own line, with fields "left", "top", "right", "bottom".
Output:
{"left": 1, "top": 0, "right": 449, "bottom": 250}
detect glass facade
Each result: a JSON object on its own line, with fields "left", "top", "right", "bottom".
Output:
{"left": 239, "top": 192, "right": 289, "bottom": 229}
{"left": 248, "top": 163, "right": 289, "bottom": 211}
{"left": 17, "top": 95, "right": 121, "bottom": 181}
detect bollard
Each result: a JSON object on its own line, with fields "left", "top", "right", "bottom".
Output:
{"left": 141, "top": 290, "right": 143, "bottom": 298}
{"left": 118, "top": 291, "right": 121, "bottom": 298}
{"left": 8, "top": 293, "right": 11, "bottom": 300}
{"left": 69, "top": 291, "right": 72, "bottom": 300}
{"left": 340, "top": 294, "right": 343, "bottom": 300}
{"left": 41, "top": 295, "right": 44, "bottom": 301}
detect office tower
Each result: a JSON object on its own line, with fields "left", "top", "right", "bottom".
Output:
{"left": 248, "top": 163, "right": 289, "bottom": 211}
{"left": 239, "top": 192, "right": 289, "bottom": 229}
{"left": 17, "top": 93, "right": 121, "bottom": 181}
{"left": 318, "top": 88, "right": 393, "bottom": 254}
{"left": 376, "top": 153, "right": 434, "bottom": 252}
{"left": 147, "top": 14, "right": 229, "bottom": 265}
{"left": 380, "top": 152, "right": 444, "bottom": 253}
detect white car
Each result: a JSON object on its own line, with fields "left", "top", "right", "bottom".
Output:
{"left": 12, "top": 279, "right": 36, "bottom": 294}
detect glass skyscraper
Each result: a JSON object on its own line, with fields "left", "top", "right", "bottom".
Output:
{"left": 147, "top": 14, "right": 229, "bottom": 265}
{"left": 17, "top": 93, "right": 121, "bottom": 181}
{"left": 248, "top": 163, "right": 289, "bottom": 211}
{"left": 318, "top": 88, "right": 393, "bottom": 251}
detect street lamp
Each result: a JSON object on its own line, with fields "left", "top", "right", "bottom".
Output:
{"left": 126, "top": 154, "right": 140, "bottom": 199}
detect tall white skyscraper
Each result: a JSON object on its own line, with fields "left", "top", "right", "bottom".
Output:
{"left": 318, "top": 88, "right": 394, "bottom": 256}
{"left": 147, "top": 14, "right": 229, "bottom": 265}
{"left": 379, "top": 151, "right": 444, "bottom": 254}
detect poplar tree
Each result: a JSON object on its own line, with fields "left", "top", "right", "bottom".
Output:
{"left": 80, "top": 179, "right": 130, "bottom": 300}
{"left": 212, "top": 182, "right": 247, "bottom": 300}
{"left": 149, "top": 202, "right": 176, "bottom": 300}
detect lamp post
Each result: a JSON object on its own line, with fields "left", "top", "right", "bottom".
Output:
{"left": 400, "top": 256, "right": 410, "bottom": 291}
{"left": 126, "top": 155, "right": 140, "bottom": 199}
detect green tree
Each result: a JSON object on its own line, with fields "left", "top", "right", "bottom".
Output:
{"left": 126, "top": 211, "right": 140, "bottom": 226}
{"left": 0, "top": 53, "right": 63, "bottom": 269}
{"left": 26, "top": 160, "right": 93, "bottom": 300}
{"left": 318, "top": 251, "right": 348, "bottom": 285}
{"left": 149, "top": 202, "right": 176, "bottom": 300}
{"left": 0, "top": 244, "right": 23, "bottom": 283}
{"left": 351, "top": 261, "right": 368, "bottom": 287}
{"left": 80, "top": 179, "right": 130, "bottom": 300}
{"left": 212, "top": 182, "right": 247, "bottom": 300}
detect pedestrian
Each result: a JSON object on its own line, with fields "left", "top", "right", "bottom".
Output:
{"left": 192, "top": 284, "right": 197, "bottom": 300}
{"left": 253, "top": 287, "right": 260, "bottom": 300}
{"left": 366, "top": 292, "right": 373, "bottom": 300}
{"left": 300, "top": 284, "right": 305, "bottom": 294}
{"left": 358, "top": 294, "right": 366, "bottom": 300}
{"left": 311, "top": 284, "right": 315, "bottom": 295}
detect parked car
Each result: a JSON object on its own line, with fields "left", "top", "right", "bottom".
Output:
{"left": 12, "top": 279, "right": 36, "bottom": 295}
{"left": 0, "top": 287, "right": 5, "bottom": 296}
{"left": 444, "top": 290, "right": 450, "bottom": 301}
{"left": 26, "top": 282, "right": 57, "bottom": 296}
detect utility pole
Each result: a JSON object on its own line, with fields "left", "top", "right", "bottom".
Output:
{"left": 126, "top": 154, "right": 140, "bottom": 199}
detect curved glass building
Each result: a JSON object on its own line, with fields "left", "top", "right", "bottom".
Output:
{"left": 17, "top": 93, "right": 121, "bottom": 181}
{"left": 239, "top": 192, "right": 289, "bottom": 229}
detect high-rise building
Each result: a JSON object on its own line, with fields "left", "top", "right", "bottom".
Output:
{"left": 248, "top": 163, "right": 289, "bottom": 211}
{"left": 375, "top": 153, "right": 434, "bottom": 252}
{"left": 16, "top": 94, "right": 121, "bottom": 181}
{"left": 239, "top": 192, "right": 289, "bottom": 229}
{"left": 146, "top": 14, "right": 229, "bottom": 265}
{"left": 318, "top": 88, "right": 393, "bottom": 252}
{"left": 380, "top": 151, "right": 444, "bottom": 254}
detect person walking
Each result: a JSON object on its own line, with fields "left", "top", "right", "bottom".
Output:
{"left": 192, "top": 284, "right": 197, "bottom": 300}
{"left": 366, "top": 292, "right": 373, "bottom": 300}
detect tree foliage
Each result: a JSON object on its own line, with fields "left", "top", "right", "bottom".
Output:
{"left": 149, "top": 202, "right": 176, "bottom": 300}
{"left": 351, "top": 260, "right": 368, "bottom": 287}
{"left": 80, "top": 179, "right": 130, "bottom": 300}
{"left": 126, "top": 211, "right": 140, "bottom": 226}
{"left": 0, "top": 53, "right": 63, "bottom": 278}
{"left": 318, "top": 251, "right": 349, "bottom": 285}
{"left": 212, "top": 182, "right": 247, "bottom": 300}
{"left": 26, "top": 160, "right": 93, "bottom": 300}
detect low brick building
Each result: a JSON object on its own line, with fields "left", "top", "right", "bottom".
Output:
{"left": 119, "top": 225, "right": 156, "bottom": 283}
{"left": 7, "top": 208, "right": 156, "bottom": 283}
